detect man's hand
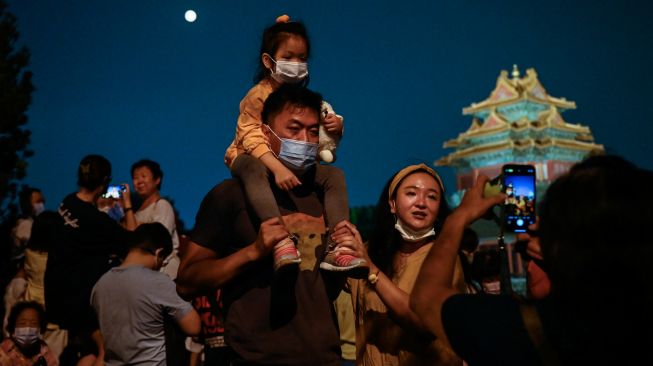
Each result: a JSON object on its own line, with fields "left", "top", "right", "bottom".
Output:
{"left": 323, "top": 114, "right": 343, "bottom": 135}
{"left": 272, "top": 164, "right": 301, "bottom": 191}
{"left": 250, "top": 217, "right": 289, "bottom": 261}
{"left": 453, "top": 175, "right": 506, "bottom": 226}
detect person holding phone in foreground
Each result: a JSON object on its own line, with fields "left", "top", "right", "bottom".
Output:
{"left": 410, "top": 155, "right": 653, "bottom": 365}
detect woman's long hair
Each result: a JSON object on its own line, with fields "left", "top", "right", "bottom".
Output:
{"left": 367, "top": 168, "right": 451, "bottom": 279}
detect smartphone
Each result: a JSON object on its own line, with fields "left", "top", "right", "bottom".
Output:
{"left": 501, "top": 164, "right": 536, "bottom": 233}
{"left": 102, "top": 184, "right": 125, "bottom": 199}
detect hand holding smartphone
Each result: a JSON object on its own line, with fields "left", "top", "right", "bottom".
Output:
{"left": 102, "top": 184, "right": 126, "bottom": 199}
{"left": 483, "top": 164, "right": 536, "bottom": 232}
{"left": 502, "top": 164, "right": 536, "bottom": 233}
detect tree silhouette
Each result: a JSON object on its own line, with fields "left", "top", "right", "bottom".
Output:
{"left": 0, "top": 0, "right": 34, "bottom": 225}
{"left": 0, "top": 0, "right": 34, "bottom": 294}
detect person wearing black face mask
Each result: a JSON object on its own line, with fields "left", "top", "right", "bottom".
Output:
{"left": 0, "top": 301, "right": 58, "bottom": 365}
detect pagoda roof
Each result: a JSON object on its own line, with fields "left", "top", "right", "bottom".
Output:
{"left": 435, "top": 137, "right": 604, "bottom": 167}
{"left": 443, "top": 106, "right": 593, "bottom": 149}
{"left": 463, "top": 66, "right": 576, "bottom": 115}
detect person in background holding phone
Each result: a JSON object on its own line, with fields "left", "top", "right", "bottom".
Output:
{"left": 44, "top": 154, "right": 135, "bottom": 366}
{"left": 410, "top": 155, "right": 653, "bottom": 365}
{"left": 120, "top": 159, "right": 180, "bottom": 280}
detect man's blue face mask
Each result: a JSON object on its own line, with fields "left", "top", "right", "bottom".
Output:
{"left": 266, "top": 125, "right": 318, "bottom": 171}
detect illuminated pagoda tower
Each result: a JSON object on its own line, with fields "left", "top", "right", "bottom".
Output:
{"left": 437, "top": 65, "right": 604, "bottom": 194}
{"left": 436, "top": 66, "right": 605, "bottom": 286}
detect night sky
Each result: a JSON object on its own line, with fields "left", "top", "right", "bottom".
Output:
{"left": 6, "top": 0, "right": 653, "bottom": 228}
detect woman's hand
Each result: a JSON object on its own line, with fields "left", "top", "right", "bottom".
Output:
{"left": 120, "top": 183, "right": 133, "bottom": 209}
{"left": 330, "top": 220, "right": 372, "bottom": 265}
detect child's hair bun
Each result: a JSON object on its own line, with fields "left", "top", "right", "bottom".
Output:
{"left": 276, "top": 14, "right": 290, "bottom": 23}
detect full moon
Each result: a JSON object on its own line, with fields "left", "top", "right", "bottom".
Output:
{"left": 185, "top": 10, "right": 197, "bottom": 23}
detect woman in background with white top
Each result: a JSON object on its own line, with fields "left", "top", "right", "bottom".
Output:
{"left": 123, "top": 159, "right": 180, "bottom": 279}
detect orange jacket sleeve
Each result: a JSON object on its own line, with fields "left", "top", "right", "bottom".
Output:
{"left": 224, "top": 81, "right": 274, "bottom": 167}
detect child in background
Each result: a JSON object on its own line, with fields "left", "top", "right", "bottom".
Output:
{"left": 224, "top": 15, "right": 366, "bottom": 273}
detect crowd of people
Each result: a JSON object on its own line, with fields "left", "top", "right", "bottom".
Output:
{"left": 1, "top": 13, "right": 652, "bottom": 366}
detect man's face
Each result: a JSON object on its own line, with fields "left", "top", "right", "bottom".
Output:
{"left": 264, "top": 102, "right": 319, "bottom": 156}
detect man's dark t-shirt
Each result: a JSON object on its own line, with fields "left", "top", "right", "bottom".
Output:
{"left": 45, "top": 193, "right": 129, "bottom": 334}
{"left": 191, "top": 178, "right": 342, "bottom": 365}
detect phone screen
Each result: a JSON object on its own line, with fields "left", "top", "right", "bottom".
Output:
{"left": 502, "top": 164, "right": 536, "bottom": 233}
{"left": 102, "top": 185, "right": 124, "bottom": 199}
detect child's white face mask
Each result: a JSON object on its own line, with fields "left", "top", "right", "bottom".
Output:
{"left": 266, "top": 55, "right": 308, "bottom": 84}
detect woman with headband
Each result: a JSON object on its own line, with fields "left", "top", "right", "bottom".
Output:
{"left": 332, "top": 164, "right": 465, "bottom": 365}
